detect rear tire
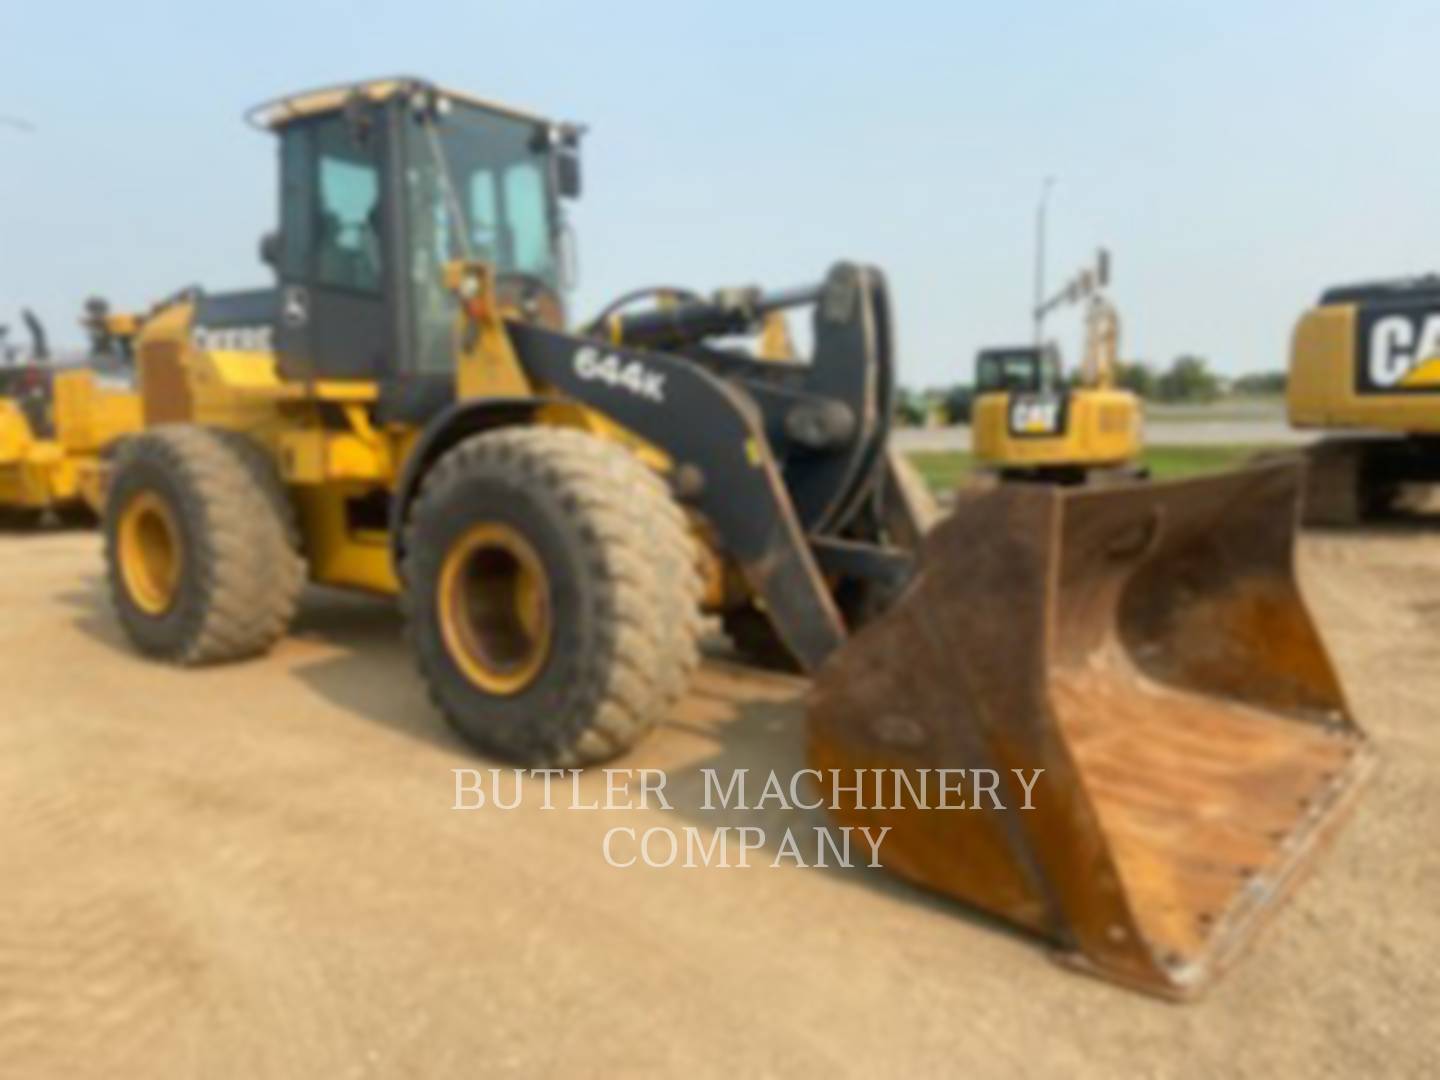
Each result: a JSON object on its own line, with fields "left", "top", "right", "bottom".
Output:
{"left": 402, "top": 427, "right": 703, "bottom": 765}
{"left": 104, "top": 425, "right": 305, "bottom": 664}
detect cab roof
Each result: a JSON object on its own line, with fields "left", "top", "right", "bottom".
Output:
{"left": 244, "top": 76, "right": 554, "bottom": 132}
{"left": 1319, "top": 275, "right": 1440, "bottom": 307}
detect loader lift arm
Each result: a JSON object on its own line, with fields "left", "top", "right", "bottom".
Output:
{"left": 509, "top": 321, "right": 851, "bottom": 669}
{"left": 393, "top": 262, "right": 911, "bottom": 672}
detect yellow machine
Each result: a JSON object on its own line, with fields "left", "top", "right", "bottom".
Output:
{"left": 1290, "top": 275, "right": 1440, "bottom": 522}
{"left": 101, "top": 78, "right": 1368, "bottom": 998}
{"left": 0, "top": 304, "right": 143, "bottom": 523}
{"left": 972, "top": 262, "right": 1143, "bottom": 482}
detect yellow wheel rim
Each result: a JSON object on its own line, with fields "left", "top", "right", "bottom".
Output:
{"left": 118, "top": 490, "right": 183, "bottom": 617}
{"left": 438, "top": 522, "right": 553, "bottom": 696}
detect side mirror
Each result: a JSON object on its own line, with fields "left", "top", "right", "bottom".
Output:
{"left": 556, "top": 150, "right": 582, "bottom": 199}
{"left": 532, "top": 122, "right": 586, "bottom": 199}
{"left": 259, "top": 231, "right": 280, "bottom": 268}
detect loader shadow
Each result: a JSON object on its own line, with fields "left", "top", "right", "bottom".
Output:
{"left": 0, "top": 508, "right": 97, "bottom": 534}
{"left": 285, "top": 588, "right": 470, "bottom": 754}
{"left": 57, "top": 575, "right": 132, "bottom": 650}
{"left": 61, "top": 577, "right": 471, "bottom": 754}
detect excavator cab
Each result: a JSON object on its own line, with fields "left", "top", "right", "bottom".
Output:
{"left": 975, "top": 344, "right": 1062, "bottom": 395}
{"left": 971, "top": 331, "right": 1141, "bottom": 482}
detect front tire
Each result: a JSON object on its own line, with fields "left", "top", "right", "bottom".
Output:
{"left": 104, "top": 425, "right": 305, "bottom": 664}
{"left": 402, "top": 427, "right": 703, "bottom": 765}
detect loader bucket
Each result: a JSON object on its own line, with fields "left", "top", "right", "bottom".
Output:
{"left": 808, "top": 462, "right": 1372, "bottom": 998}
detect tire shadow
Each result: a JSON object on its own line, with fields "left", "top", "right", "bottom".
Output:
{"left": 284, "top": 588, "right": 468, "bottom": 754}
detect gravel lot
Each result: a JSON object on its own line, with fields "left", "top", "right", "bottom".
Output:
{"left": 1, "top": 526, "right": 1436, "bottom": 1077}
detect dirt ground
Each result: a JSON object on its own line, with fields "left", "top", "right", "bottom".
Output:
{"left": 1, "top": 527, "right": 1436, "bottom": 1078}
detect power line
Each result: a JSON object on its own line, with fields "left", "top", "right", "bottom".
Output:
{"left": 0, "top": 114, "right": 35, "bottom": 133}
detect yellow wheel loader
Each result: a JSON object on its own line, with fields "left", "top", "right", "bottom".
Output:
{"left": 102, "top": 77, "right": 1368, "bottom": 998}
{"left": 0, "top": 302, "right": 143, "bottom": 524}
{"left": 971, "top": 265, "right": 1143, "bottom": 482}
{"left": 1290, "top": 275, "right": 1440, "bottom": 522}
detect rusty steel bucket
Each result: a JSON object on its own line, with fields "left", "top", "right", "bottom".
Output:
{"left": 808, "top": 462, "right": 1372, "bottom": 998}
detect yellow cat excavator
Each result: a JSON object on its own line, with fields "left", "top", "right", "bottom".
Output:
{"left": 1290, "top": 275, "right": 1440, "bottom": 521}
{"left": 971, "top": 253, "right": 1143, "bottom": 482}
{"left": 100, "top": 77, "right": 1367, "bottom": 998}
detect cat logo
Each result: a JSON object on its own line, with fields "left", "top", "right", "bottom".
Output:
{"left": 1009, "top": 395, "right": 1064, "bottom": 437}
{"left": 1361, "top": 308, "right": 1440, "bottom": 393}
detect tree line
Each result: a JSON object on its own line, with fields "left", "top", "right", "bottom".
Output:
{"left": 898, "top": 356, "right": 1287, "bottom": 426}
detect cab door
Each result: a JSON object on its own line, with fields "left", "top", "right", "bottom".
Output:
{"left": 271, "top": 105, "right": 397, "bottom": 382}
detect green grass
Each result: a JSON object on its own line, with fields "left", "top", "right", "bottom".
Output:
{"left": 1142, "top": 445, "right": 1273, "bottom": 479}
{"left": 907, "top": 444, "right": 1277, "bottom": 492}
{"left": 908, "top": 451, "right": 976, "bottom": 492}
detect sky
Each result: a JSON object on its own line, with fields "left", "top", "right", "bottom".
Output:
{"left": 2, "top": 0, "right": 1439, "bottom": 388}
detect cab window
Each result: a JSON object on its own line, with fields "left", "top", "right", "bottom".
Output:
{"left": 315, "top": 125, "right": 382, "bottom": 293}
{"left": 277, "top": 116, "right": 384, "bottom": 295}
{"left": 976, "top": 348, "right": 1061, "bottom": 393}
{"left": 978, "top": 352, "right": 1040, "bottom": 393}
{"left": 503, "top": 164, "right": 549, "bottom": 275}
{"left": 403, "top": 103, "right": 560, "bottom": 374}
{"left": 460, "top": 162, "right": 550, "bottom": 278}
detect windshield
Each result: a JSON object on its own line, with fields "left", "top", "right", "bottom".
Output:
{"left": 976, "top": 348, "right": 1061, "bottom": 393}
{"left": 404, "top": 102, "right": 558, "bottom": 373}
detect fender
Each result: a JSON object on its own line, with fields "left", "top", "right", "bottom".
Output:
{"left": 388, "top": 395, "right": 554, "bottom": 568}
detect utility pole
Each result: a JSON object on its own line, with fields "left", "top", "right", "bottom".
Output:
{"left": 1033, "top": 175, "right": 1055, "bottom": 344}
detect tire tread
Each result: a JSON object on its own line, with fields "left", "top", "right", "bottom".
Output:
{"left": 401, "top": 426, "right": 703, "bottom": 765}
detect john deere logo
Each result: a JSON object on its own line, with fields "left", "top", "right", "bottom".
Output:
{"left": 1363, "top": 310, "right": 1440, "bottom": 392}
{"left": 282, "top": 286, "right": 309, "bottom": 329}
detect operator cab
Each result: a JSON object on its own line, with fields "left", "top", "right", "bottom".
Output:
{"left": 241, "top": 77, "right": 582, "bottom": 413}
{"left": 975, "top": 345, "right": 1063, "bottom": 395}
